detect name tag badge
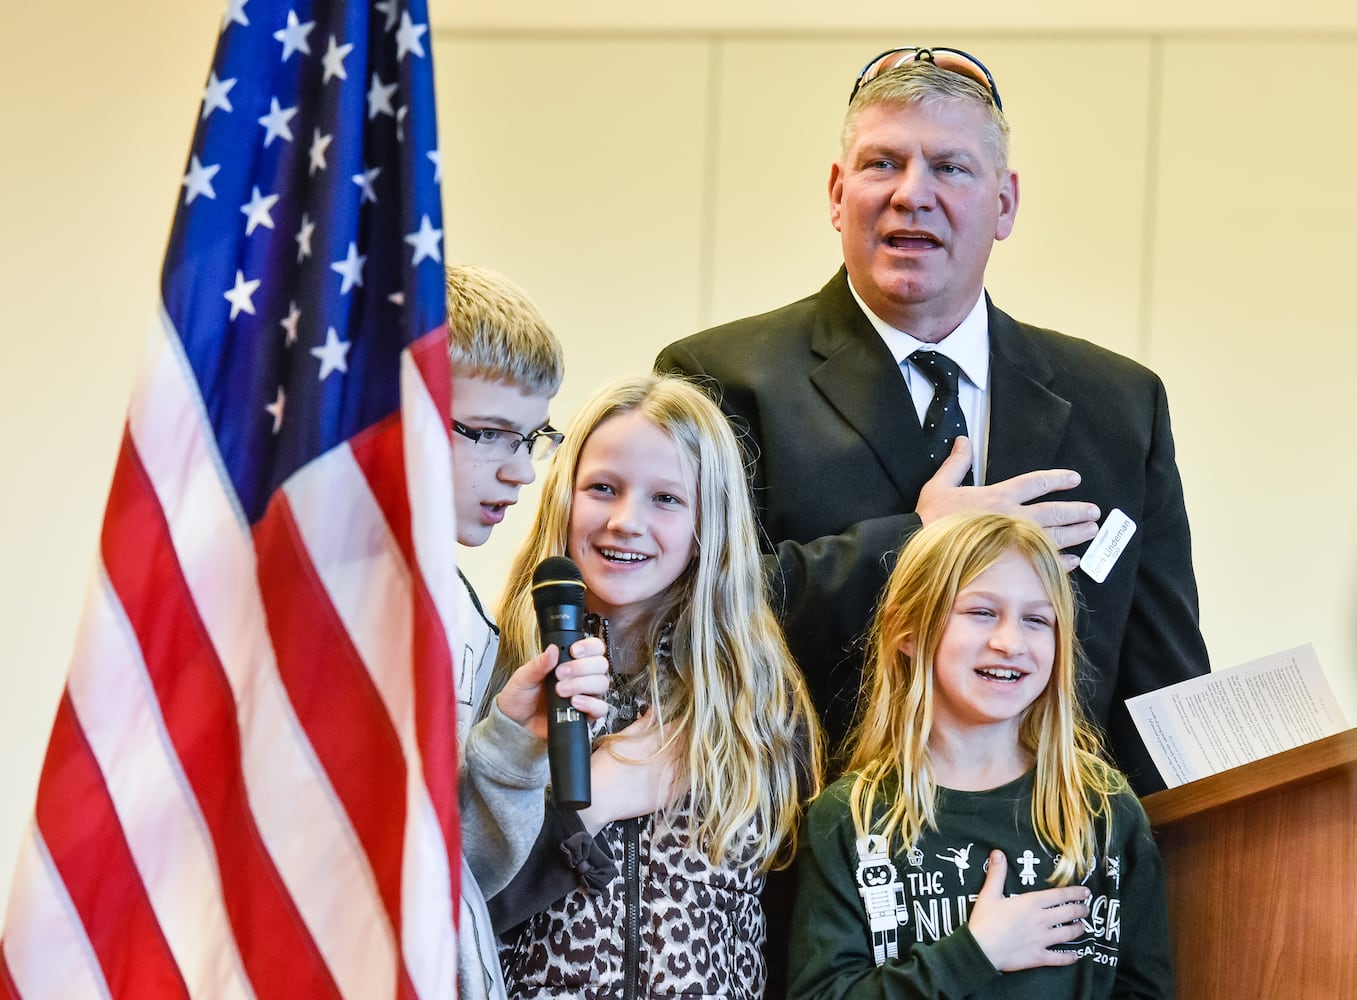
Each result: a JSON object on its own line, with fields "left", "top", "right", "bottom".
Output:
{"left": 1079, "top": 508, "right": 1136, "bottom": 584}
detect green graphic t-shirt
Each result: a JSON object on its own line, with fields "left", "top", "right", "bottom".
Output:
{"left": 788, "top": 770, "right": 1174, "bottom": 998}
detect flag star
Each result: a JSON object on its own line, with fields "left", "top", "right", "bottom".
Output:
{"left": 395, "top": 12, "right": 428, "bottom": 60}
{"left": 258, "top": 97, "right": 298, "bottom": 146}
{"left": 265, "top": 386, "right": 286, "bottom": 433}
{"left": 280, "top": 301, "right": 301, "bottom": 345}
{"left": 331, "top": 241, "right": 366, "bottom": 294}
{"left": 295, "top": 213, "right": 315, "bottom": 262}
{"left": 427, "top": 147, "right": 441, "bottom": 183}
{"left": 273, "top": 10, "right": 315, "bottom": 61}
{"left": 182, "top": 155, "right": 221, "bottom": 204}
{"left": 404, "top": 214, "right": 442, "bottom": 265}
{"left": 375, "top": 0, "right": 399, "bottom": 31}
{"left": 367, "top": 73, "right": 397, "bottom": 119}
{"left": 223, "top": 0, "right": 249, "bottom": 29}
{"left": 308, "top": 128, "right": 332, "bottom": 176}
{"left": 240, "top": 186, "right": 280, "bottom": 235}
{"left": 396, "top": 104, "right": 408, "bottom": 142}
{"left": 388, "top": 291, "right": 406, "bottom": 306}
{"left": 310, "top": 327, "right": 352, "bottom": 380}
{"left": 352, "top": 165, "right": 381, "bottom": 204}
{"left": 321, "top": 34, "right": 353, "bottom": 83}
{"left": 201, "top": 71, "right": 236, "bottom": 120}
{"left": 224, "top": 270, "right": 261, "bottom": 319}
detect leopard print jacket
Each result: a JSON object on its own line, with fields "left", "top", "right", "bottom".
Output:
{"left": 497, "top": 797, "right": 768, "bottom": 998}
{"left": 498, "top": 617, "right": 769, "bottom": 999}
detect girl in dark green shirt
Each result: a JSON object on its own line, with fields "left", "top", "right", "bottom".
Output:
{"left": 789, "top": 512, "right": 1173, "bottom": 998}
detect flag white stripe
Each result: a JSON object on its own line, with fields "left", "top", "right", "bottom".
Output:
{"left": 400, "top": 785, "right": 459, "bottom": 999}
{"left": 68, "top": 567, "right": 254, "bottom": 1000}
{"left": 132, "top": 310, "right": 397, "bottom": 999}
{"left": 2, "top": 827, "right": 112, "bottom": 1000}
{"left": 398, "top": 343, "right": 460, "bottom": 997}
{"left": 400, "top": 349, "right": 459, "bottom": 675}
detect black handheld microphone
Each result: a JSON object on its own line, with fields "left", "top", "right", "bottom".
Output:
{"left": 531, "top": 556, "right": 591, "bottom": 809}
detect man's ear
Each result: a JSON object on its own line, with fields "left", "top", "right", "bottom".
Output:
{"left": 995, "top": 168, "right": 1019, "bottom": 242}
{"left": 828, "top": 160, "right": 846, "bottom": 233}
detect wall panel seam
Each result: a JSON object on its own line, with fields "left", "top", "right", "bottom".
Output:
{"left": 1138, "top": 34, "right": 1164, "bottom": 366}
{"left": 697, "top": 35, "right": 723, "bottom": 330}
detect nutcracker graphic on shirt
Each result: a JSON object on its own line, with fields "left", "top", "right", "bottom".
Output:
{"left": 854, "top": 831, "right": 1125, "bottom": 967}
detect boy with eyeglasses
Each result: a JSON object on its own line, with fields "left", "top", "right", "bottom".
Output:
{"left": 445, "top": 263, "right": 610, "bottom": 1000}
{"left": 447, "top": 262, "right": 569, "bottom": 714}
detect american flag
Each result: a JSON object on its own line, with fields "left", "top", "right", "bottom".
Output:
{"left": 1, "top": 1, "right": 462, "bottom": 997}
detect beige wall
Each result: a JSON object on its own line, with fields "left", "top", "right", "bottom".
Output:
{"left": 3, "top": 2, "right": 1354, "bottom": 910}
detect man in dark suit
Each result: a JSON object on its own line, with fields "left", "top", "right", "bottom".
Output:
{"left": 658, "top": 49, "right": 1209, "bottom": 795}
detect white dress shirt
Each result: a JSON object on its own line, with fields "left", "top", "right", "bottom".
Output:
{"left": 846, "top": 281, "right": 993, "bottom": 485}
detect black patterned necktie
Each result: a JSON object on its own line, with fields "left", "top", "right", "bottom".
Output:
{"left": 907, "top": 349, "right": 972, "bottom": 484}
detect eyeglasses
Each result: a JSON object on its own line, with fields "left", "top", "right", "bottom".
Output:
{"left": 453, "top": 420, "right": 564, "bottom": 461}
{"left": 849, "top": 46, "right": 1002, "bottom": 111}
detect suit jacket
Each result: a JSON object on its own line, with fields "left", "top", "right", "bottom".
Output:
{"left": 657, "top": 268, "right": 1210, "bottom": 794}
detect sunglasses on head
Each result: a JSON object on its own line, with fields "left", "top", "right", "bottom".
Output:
{"left": 849, "top": 46, "right": 1002, "bottom": 111}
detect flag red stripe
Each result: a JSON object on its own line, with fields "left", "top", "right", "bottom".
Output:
{"left": 100, "top": 433, "right": 341, "bottom": 1000}
{"left": 350, "top": 407, "right": 416, "bottom": 566}
{"left": 252, "top": 487, "right": 410, "bottom": 946}
{"left": 406, "top": 329, "right": 461, "bottom": 889}
{"left": 410, "top": 570, "right": 461, "bottom": 895}
{"left": 354, "top": 332, "right": 460, "bottom": 888}
{"left": 409, "top": 327, "right": 453, "bottom": 444}
{"left": 34, "top": 693, "right": 187, "bottom": 998}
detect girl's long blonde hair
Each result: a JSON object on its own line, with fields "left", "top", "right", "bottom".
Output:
{"left": 845, "top": 512, "right": 1126, "bottom": 884}
{"left": 492, "top": 374, "right": 823, "bottom": 870}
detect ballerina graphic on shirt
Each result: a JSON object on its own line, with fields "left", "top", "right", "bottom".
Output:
{"left": 935, "top": 844, "right": 974, "bottom": 886}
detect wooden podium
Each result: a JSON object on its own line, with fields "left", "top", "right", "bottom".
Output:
{"left": 1140, "top": 728, "right": 1357, "bottom": 998}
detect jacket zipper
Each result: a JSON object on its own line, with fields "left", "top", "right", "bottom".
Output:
{"left": 623, "top": 816, "right": 641, "bottom": 1000}
{"left": 596, "top": 613, "right": 643, "bottom": 999}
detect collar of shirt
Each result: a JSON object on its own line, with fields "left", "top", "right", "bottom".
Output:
{"left": 846, "top": 278, "right": 992, "bottom": 483}
{"left": 845, "top": 279, "right": 991, "bottom": 390}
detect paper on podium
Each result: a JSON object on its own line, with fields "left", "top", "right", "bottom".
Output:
{"left": 1125, "top": 643, "right": 1348, "bottom": 788}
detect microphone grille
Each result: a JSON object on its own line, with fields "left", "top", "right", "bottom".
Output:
{"left": 532, "top": 556, "right": 585, "bottom": 609}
